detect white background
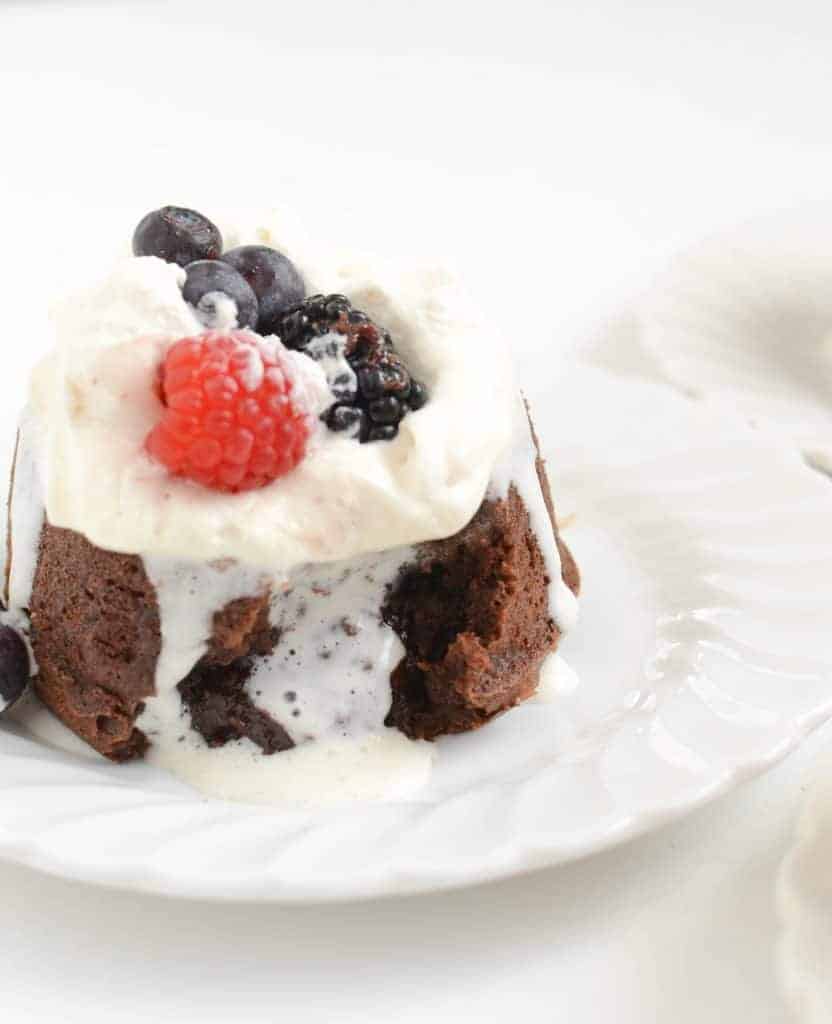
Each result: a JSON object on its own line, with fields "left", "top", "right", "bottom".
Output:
{"left": 2, "top": 0, "right": 832, "bottom": 1019}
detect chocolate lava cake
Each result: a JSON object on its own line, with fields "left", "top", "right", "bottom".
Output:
{"left": 3, "top": 204, "right": 580, "bottom": 795}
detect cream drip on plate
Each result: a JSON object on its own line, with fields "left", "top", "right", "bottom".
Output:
{"left": 137, "top": 543, "right": 432, "bottom": 806}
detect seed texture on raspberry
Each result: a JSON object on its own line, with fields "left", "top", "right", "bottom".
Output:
{"left": 146, "top": 331, "right": 311, "bottom": 492}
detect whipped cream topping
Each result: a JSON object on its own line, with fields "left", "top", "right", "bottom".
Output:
{"left": 28, "top": 220, "right": 515, "bottom": 575}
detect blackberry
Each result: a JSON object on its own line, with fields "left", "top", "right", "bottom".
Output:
{"left": 326, "top": 404, "right": 366, "bottom": 439}
{"left": 277, "top": 294, "right": 429, "bottom": 443}
{"left": 407, "top": 380, "right": 429, "bottom": 411}
{"left": 368, "top": 395, "right": 403, "bottom": 425}
{"left": 367, "top": 423, "right": 398, "bottom": 442}
{"left": 357, "top": 366, "right": 385, "bottom": 401}
{"left": 279, "top": 294, "right": 359, "bottom": 351}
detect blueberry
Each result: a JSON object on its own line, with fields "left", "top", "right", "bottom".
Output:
{"left": 221, "top": 246, "right": 305, "bottom": 336}
{"left": 368, "top": 395, "right": 402, "bottom": 425}
{"left": 182, "top": 260, "right": 259, "bottom": 330}
{"left": 0, "top": 626, "right": 29, "bottom": 712}
{"left": 407, "top": 380, "right": 428, "bottom": 410}
{"left": 132, "top": 206, "right": 222, "bottom": 267}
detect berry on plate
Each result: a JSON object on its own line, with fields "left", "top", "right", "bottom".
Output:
{"left": 132, "top": 206, "right": 223, "bottom": 267}
{"left": 146, "top": 331, "right": 311, "bottom": 492}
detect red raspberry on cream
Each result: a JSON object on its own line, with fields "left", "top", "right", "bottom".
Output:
{"left": 146, "top": 330, "right": 311, "bottom": 492}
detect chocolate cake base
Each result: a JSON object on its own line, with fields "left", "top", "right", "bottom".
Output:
{"left": 25, "top": 443, "right": 578, "bottom": 761}
{"left": 383, "top": 486, "right": 568, "bottom": 739}
{"left": 29, "top": 528, "right": 275, "bottom": 761}
{"left": 382, "top": 417, "right": 579, "bottom": 739}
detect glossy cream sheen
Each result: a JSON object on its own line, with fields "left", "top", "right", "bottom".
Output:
{"left": 29, "top": 248, "right": 515, "bottom": 572}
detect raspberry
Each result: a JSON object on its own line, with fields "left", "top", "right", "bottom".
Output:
{"left": 146, "top": 331, "right": 311, "bottom": 492}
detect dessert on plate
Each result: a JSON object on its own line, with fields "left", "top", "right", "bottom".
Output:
{"left": 2, "top": 205, "right": 579, "bottom": 803}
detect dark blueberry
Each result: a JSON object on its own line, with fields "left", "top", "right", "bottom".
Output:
{"left": 407, "top": 380, "right": 428, "bottom": 410}
{"left": 0, "top": 626, "right": 29, "bottom": 712}
{"left": 132, "top": 206, "right": 222, "bottom": 267}
{"left": 366, "top": 423, "right": 398, "bottom": 442}
{"left": 368, "top": 395, "right": 403, "bottom": 425}
{"left": 326, "top": 404, "right": 366, "bottom": 438}
{"left": 182, "top": 260, "right": 259, "bottom": 330}
{"left": 220, "top": 246, "right": 305, "bottom": 336}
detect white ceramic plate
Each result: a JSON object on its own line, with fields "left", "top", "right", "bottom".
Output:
{"left": 0, "top": 361, "right": 830, "bottom": 902}
{"left": 778, "top": 757, "right": 832, "bottom": 1023}
{"left": 632, "top": 203, "right": 832, "bottom": 473}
